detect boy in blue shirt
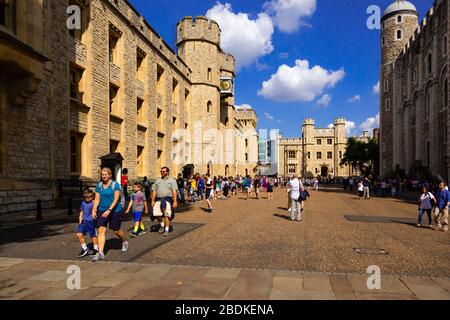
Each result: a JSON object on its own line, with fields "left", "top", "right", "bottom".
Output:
{"left": 77, "top": 190, "right": 98, "bottom": 258}
{"left": 436, "top": 182, "right": 450, "bottom": 232}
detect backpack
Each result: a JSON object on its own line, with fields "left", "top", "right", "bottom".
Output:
{"left": 98, "top": 181, "right": 126, "bottom": 210}
{"left": 298, "top": 190, "right": 310, "bottom": 202}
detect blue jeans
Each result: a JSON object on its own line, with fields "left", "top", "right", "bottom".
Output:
{"left": 418, "top": 208, "right": 432, "bottom": 225}
{"left": 178, "top": 188, "right": 185, "bottom": 203}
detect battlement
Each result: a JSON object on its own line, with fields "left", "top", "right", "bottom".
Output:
{"left": 303, "top": 118, "right": 315, "bottom": 126}
{"left": 176, "top": 16, "right": 221, "bottom": 46}
{"left": 333, "top": 117, "right": 346, "bottom": 125}
{"left": 220, "top": 52, "right": 236, "bottom": 74}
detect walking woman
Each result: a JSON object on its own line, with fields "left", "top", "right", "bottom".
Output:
{"left": 92, "top": 167, "right": 129, "bottom": 262}
{"left": 417, "top": 186, "right": 436, "bottom": 228}
{"left": 267, "top": 178, "right": 274, "bottom": 200}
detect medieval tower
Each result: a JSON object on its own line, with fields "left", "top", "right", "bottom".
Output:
{"left": 380, "top": 0, "right": 419, "bottom": 175}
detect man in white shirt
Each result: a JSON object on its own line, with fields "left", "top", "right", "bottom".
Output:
{"left": 287, "top": 175, "right": 305, "bottom": 222}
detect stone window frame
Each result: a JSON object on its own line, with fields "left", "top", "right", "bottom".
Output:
{"left": 382, "top": 36, "right": 386, "bottom": 47}
{"left": 68, "top": 0, "right": 89, "bottom": 43}
{"left": 426, "top": 52, "right": 432, "bottom": 76}
{"left": 327, "top": 151, "right": 333, "bottom": 159}
{"left": 316, "top": 152, "right": 322, "bottom": 160}
{"left": 109, "top": 24, "right": 122, "bottom": 65}
{"left": 109, "top": 83, "right": 120, "bottom": 115}
{"left": 69, "top": 65, "right": 84, "bottom": 102}
{"left": 136, "top": 145, "right": 145, "bottom": 177}
{"left": 316, "top": 139, "right": 322, "bottom": 145}
{"left": 288, "top": 151, "right": 296, "bottom": 159}
{"left": 136, "top": 47, "right": 146, "bottom": 82}
{"left": 395, "top": 29, "right": 402, "bottom": 41}
{"left": 172, "top": 78, "right": 179, "bottom": 105}
{"left": 136, "top": 97, "right": 145, "bottom": 124}
{"left": 0, "top": 0, "right": 16, "bottom": 33}
{"left": 385, "top": 99, "right": 391, "bottom": 112}
{"left": 207, "top": 100, "right": 212, "bottom": 114}
{"left": 327, "top": 138, "right": 333, "bottom": 145}
{"left": 396, "top": 15, "right": 402, "bottom": 24}
{"left": 384, "top": 80, "right": 389, "bottom": 93}
{"left": 70, "top": 132, "right": 84, "bottom": 175}
{"left": 0, "top": 91, "right": 6, "bottom": 176}
{"left": 443, "top": 35, "right": 448, "bottom": 56}
{"left": 288, "top": 164, "right": 296, "bottom": 174}
{"left": 426, "top": 90, "right": 431, "bottom": 119}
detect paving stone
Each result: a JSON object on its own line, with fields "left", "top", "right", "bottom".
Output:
{"left": 432, "top": 277, "right": 450, "bottom": 293}
{"left": 303, "top": 274, "right": 333, "bottom": 292}
{"left": 30, "top": 271, "right": 68, "bottom": 282}
{"left": 180, "top": 277, "right": 234, "bottom": 299}
{"left": 355, "top": 292, "right": 418, "bottom": 300}
{"left": 91, "top": 273, "right": 131, "bottom": 287}
{"left": 272, "top": 276, "right": 303, "bottom": 291}
{"left": 0, "top": 258, "right": 25, "bottom": 268}
{"left": 347, "top": 274, "right": 412, "bottom": 295}
{"left": 306, "top": 291, "right": 336, "bottom": 300}
{"left": 70, "top": 286, "right": 111, "bottom": 300}
{"left": 203, "top": 268, "right": 241, "bottom": 280}
{"left": 99, "top": 280, "right": 150, "bottom": 298}
{"left": 20, "top": 288, "right": 79, "bottom": 300}
{"left": 164, "top": 266, "right": 208, "bottom": 282}
{"left": 329, "top": 275, "right": 356, "bottom": 299}
{"left": 136, "top": 265, "right": 172, "bottom": 280}
{"left": 225, "top": 270, "right": 273, "bottom": 300}
{"left": 269, "top": 289, "right": 308, "bottom": 300}
{"left": 134, "top": 280, "right": 195, "bottom": 300}
{"left": 401, "top": 277, "right": 450, "bottom": 300}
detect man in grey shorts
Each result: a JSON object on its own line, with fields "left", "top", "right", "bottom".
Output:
{"left": 151, "top": 167, "right": 178, "bottom": 237}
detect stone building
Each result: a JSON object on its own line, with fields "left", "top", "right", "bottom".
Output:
{"left": 0, "top": 0, "right": 257, "bottom": 213}
{"left": 380, "top": 0, "right": 449, "bottom": 181}
{"left": 277, "top": 118, "right": 353, "bottom": 178}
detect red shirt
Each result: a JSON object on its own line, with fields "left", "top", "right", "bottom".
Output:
{"left": 121, "top": 175, "right": 128, "bottom": 186}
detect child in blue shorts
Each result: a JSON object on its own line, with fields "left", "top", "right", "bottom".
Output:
{"left": 77, "top": 190, "right": 98, "bottom": 258}
{"left": 125, "top": 182, "right": 148, "bottom": 237}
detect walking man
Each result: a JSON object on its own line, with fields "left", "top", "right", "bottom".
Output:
{"left": 287, "top": 174, "right": 304, "bottom": 222}
{"left": 151, "top": 167, "right": 178, "bottom": 237}
{"left": 436, "top": 181, "right": 450, "bottom": 232}
{"left": 363, "top": 177, "right": 371, "bottom": 200}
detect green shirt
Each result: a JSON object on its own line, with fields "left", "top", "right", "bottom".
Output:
{"left": 152, "top": 177, "right": 178, "bottom": 198}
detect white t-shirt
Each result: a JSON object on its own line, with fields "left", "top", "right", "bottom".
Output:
{"left": 420, "top": 192, "right": 435, "bottom": 210}
{"left": 288, "top": 178, "right": 304, "bottom": 200}
{"left": 357, "top": 183, "right": 364, "bottom": 192}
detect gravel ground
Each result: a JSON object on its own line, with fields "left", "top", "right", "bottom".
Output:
{"left": 137, "top": 187, "right": 450, "bottom": 277}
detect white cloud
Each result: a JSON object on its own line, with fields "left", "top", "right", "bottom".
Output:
{"left": 264, "top": 0, "right": 316, "bottom": 33}
{"left": 373, "top": 81, "right": 380, "bottom": 95}
{"left": 347, "top": 95, "right": 361, "bottom": 103}
{"left": 206, "top": 3, "right": 274, "bottom": 70}
{"left": 235, "top": 104, "right": 253, "bottom": 110}
{"left": 345, "top": 121, "right": 356, "bottom": 136}
{"left": 317, "top": 94, "right": 332, "bottom": 107}
{"left": 258, "top": 59, "right": 345, "bottom": 102}
{"left": 359, "top": 113, "right": 380, "bottom": 133}
{"left": 264, "top": 112, "right": 275, "bottom": 120}
{"left": 328, "top": 123, "right": 334, "bottom": 129}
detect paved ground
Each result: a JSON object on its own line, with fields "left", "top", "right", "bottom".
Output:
{"left": 1, "top": 187, "right": 449, "bottom": 300}
{"left": 0, "top": 258, "right": 449, "bottom": 300}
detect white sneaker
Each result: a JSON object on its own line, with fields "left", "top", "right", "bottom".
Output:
{"left": 91, "top": 252, "right": 105, "bottom": 262}
{"left": 288, "top": 208, "right": 292, "bottom": 212}
{"left": 121, "top": 241, "right": 129, "bottom": 252}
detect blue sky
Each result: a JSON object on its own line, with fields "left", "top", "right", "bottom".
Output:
{"left": 129, "top": 0, "right": 434, "bottom": 138}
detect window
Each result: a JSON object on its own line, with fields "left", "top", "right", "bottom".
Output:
{"left": 109, "top": 29, "right": 120, "bottom": 64}
{"left": 70, "top": 67, "right": 84, "bottom": 101}
{"left": 426, "top": 91, "right": 431, "bottom": 119}
{"left": 443, "top": 36, "right": 448, "bottom": 56}
{"left": 339, "top": 151, "right": 342, "bottom": 159}
{"left": 385, "top": 99, "right": 391, "bottom": 111}
{"left": 109, "top": 85, "right": 119, "bottom": 114}
{"left": 172, "top": 78, "right": 179, "bottom": 104}
{"left": 245, "top": 139, "right": 248, "bottom": 147}
{"left": 245, "top": 153, "right": 248, "bottom": 161}
{"left": 137, "top": 146, "right": 144, "bottom": 177}
{"left": 68, "top": 1, "right": 88, "bottom": 41}
{"left": 317, "top": 152, "right": 322, "bottom": 160}
{"left": 70, "top": 134, "right": 83, "bottom": 174}
{"left": 327, "top": 139, "right": 333, "bottom": 145}
{"left": 382, "top": 37, "right": 386, "bottom": 46}
{"left": 0, "top": 0, "right": 15, "bottom": 32}
{"left": 397, "top": 15, "right": 402, "bottom": 23}
{"left": 396, "top": 30, "right": 402, "bottom": 40}
{"left": 207, "top": 68, "right": 212, "bottom": 81}
{"left": 156, "top": 65, "right": 164, "bottom": 95}
{"left": 136, "top": 48, "right": 146, "bottom": 81}
{"left": 317, "top": 139, "right": 322, "bottom": 145}
{"left": 207, "top": 101, "right": 212, "bottom": 114}
{"left": 288, "top": 165, "right": 296, "bottom": 174}
{"left": 315, "top": 168, "right": 319, "bottom": 174}
{"left": 327, "top": 152, "right": 333, "bottom": 159}
{"left": 427, "top": 53, "right": 432, "bottom": 75}
{"left": 444, "top": 79, "right": 448, "bottom": 109}
{"left": 384, "top": 80, "right": 389, "bottom": 92}
{"left": 137, "top": 97, "right": 144, "bottom": 123}
{"left": 307, "top": 152, "right": 311, "bottom": 159}
{"left": 288, "top": 151, "right": 296, "bottom": 159}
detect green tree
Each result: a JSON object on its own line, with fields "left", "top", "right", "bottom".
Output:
{"left": 340, "top": 137, "right": 379, "bottom": 176}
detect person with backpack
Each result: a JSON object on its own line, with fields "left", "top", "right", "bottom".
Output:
{"left": 287, "top": 174, "right": 304, "bottom": 222}
{"left": 91, "top": 167, "right": 129, "bottom": 262}
{"left": 417, "top": 186, "right": 436, "bottom": 228}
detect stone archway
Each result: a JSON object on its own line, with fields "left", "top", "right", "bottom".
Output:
{"left": 321, "top": 165, "right": 329, "bottom": 177}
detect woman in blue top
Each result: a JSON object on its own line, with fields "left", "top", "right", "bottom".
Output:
{"left": 91, "top": 167, "right": 129, "bottom": 262}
